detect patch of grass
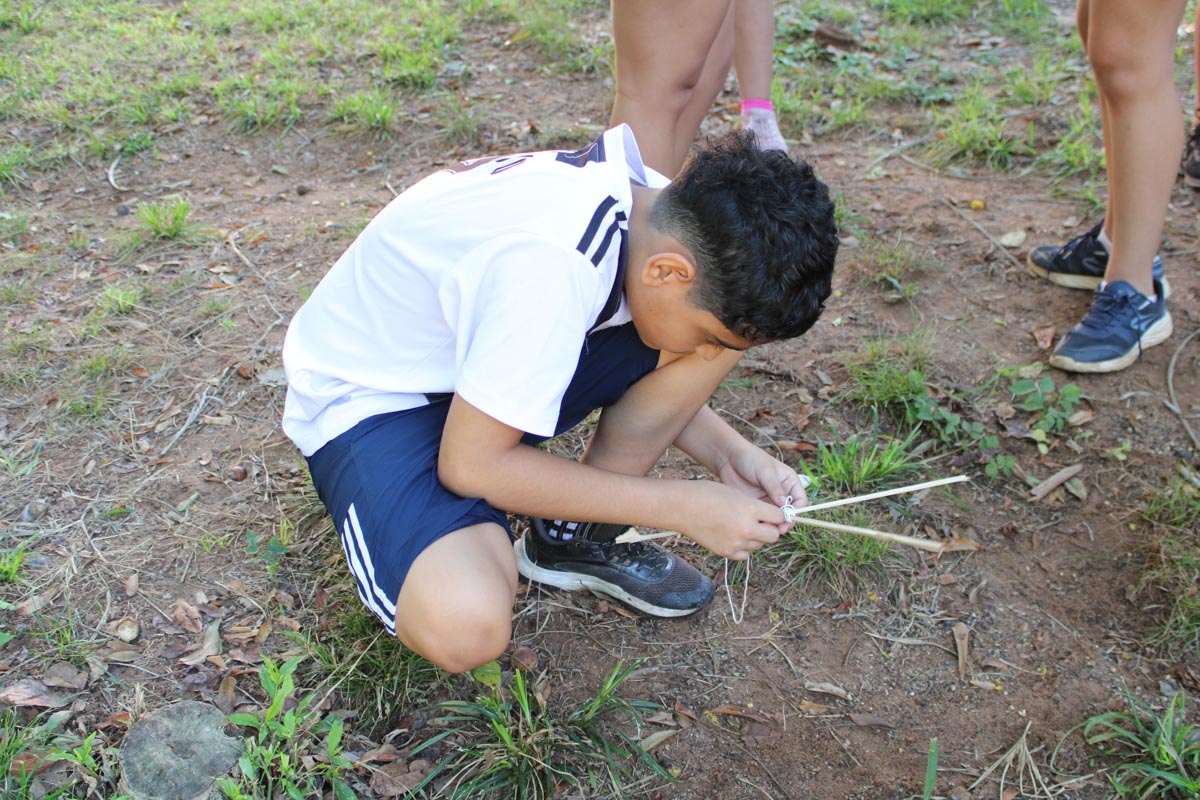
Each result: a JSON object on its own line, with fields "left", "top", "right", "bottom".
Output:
{"left": 806, "top": 430, "right": 923, "bottom": 497}
{"left": 1003, "top": 51, "right": 1060, "bottom": 106}
{"left": 0, "top": 439, "right": 42, "bottom": 478}
{"left": 928, "top": 83, "right": 1031, "bottom": 170}
{"left": 1139, "top": 479, "right": 1200, "bottom": 653}
{"left": 438, "top": 96, "right": 486, "bottom": 148}
{"left": 1083, "top": 689, "right": 1199, "bottom": 798}
{"left": 843, "top": 329, "right": 933, "bottom": 407}
{"left": 0, "top": 143, "right": 34, "bottom": 187}
{"left": 0, "top": 276, "right": 36, "bottom": 306}
{"left": 413, "top": 663, "right": 668, "bottom": 799}
{"left": 767, "top": 507, "right": 899, "bottom": 595}
{"left": 861, "top": 236, "right": 933, "bottom": 303}
{"left": 0, "top": 211, "right": 31, "bottom": 244}
{"left": 510, "top": 0, "right": 612, "bottom": 74}
{"left": 328, "top": 88, "right": 396, "bottom": 134}
{"left": 97, "top": 284, "right": 143, "bottom": 317}
{"left": 64, "top": 392, "right": 111, "bottom": 419}
{"left": 0, "top": 544, "right": 28, "bottom": 582}
{"left": 135, "top": 197, "right": 197, "bottom": 240}
{"left": 872, "top": 0, "right": 972, "bottom": 24}
{"left": 294, "top": 611, "right": 441, "bottom": 734}
{"left": 1040, "top": 91, "right": 1105, "bottom": 179}
{"left": 1006, "top": 372, "right": 1082, "bottom": 455}
{"left": 78, "top": 348, "right": 130, "bottom": 380}
{"left": 0, "top": 708, "right": 51, "bottom": 800}
{"left": 223, "top": 656, "right": 356, "bottom": 800}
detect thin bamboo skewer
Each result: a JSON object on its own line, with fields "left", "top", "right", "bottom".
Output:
{"left": 788, "top": 515, "right": 946, "bottom": 553}
{"left": 787, "top": 475, "right": 969, "bottom": 516}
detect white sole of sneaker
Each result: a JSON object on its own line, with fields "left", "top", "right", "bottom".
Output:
{"left": 512, "top": 537, "right": 701, "bottom": 618}
{"left": 1028, "top": 256, "right": 1172, "bottom": 298}
{"left": 1049, "top": 311, "right": 1174, "bottom": 373}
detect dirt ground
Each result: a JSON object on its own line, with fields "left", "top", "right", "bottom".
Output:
{"left": 2, "top": 7, "right": 1199, "bottom": 800}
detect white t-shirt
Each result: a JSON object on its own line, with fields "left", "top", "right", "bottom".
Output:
{"left": 282, "top": 125, "right": 668, "bottom": 457}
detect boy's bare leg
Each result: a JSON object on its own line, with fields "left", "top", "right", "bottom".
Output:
{"left": 1081, "top": 0, "right": 1185, "bottom": 297}
{"left": 393, "top": 522, "right": 518, "bottom": 673}
{"left": 610, "top": 0, "right": 735, "bottom": 176}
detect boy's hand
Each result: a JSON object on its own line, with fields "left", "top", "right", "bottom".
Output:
{"left": 716, "top": 446, "right": 808, "bottom": 525}
{"left": 676, "top": 481, "right": 788, "bottom": 561}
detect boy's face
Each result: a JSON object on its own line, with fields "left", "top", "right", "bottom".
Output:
{"left": 628, "top": 256, "right": 754, "bottom": 359}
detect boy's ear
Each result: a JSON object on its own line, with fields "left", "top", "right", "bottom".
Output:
{"left": 640, "top": 252, "right": 697, "bottom": 286}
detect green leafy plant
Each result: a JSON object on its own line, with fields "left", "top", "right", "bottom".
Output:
{"left": 411, "top": 663, "right": 668, "bottom": 799}
{"left": 1083, "top": 689, "right": 1199, "bottom": 798}
{"left": 1009, "top": 374, "right": 1081, "bottom": 454}
{"left": 224, "top": 656, "right": 355, "bottom": 800}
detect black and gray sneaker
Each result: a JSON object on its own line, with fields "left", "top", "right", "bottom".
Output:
{"left": 1184, "top": 124, "right": 1200, "bottom": 189}
{"left": 1027, "top": 221, "right": 1167, "bottom": 295}
{"left": 514, "top": 518, "right": 715, "bottom": 617}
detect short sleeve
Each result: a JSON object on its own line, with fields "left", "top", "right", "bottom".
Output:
{"left": 441, "top": 235, "right": 604, "bottom": 436}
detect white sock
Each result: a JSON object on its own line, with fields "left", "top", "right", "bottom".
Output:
{"left": 1098, "top": 228, "right": 1112, "bottom": 252}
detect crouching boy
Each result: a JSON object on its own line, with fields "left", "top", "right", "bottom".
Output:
{"left": 282, "top": 126, "right": 838, "bottom": 673}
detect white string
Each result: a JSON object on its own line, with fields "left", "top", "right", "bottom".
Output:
{"left": 724, "top": 477, "right": 811, "bottom": 625}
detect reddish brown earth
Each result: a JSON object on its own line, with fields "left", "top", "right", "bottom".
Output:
{"left": 2, "top": 12, "right": 1198, "bottom": 800}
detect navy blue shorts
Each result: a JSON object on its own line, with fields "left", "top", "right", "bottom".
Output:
{"left": 306, "top": 322, "right": 659, "bottom": 633}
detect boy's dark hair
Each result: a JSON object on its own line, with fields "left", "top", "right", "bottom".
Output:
{"left": 649, "top": 130, "right": 838, "bottom": 343}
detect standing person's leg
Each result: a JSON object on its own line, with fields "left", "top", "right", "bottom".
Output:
{"left": 610, "top": 0, "right": 735, "bottom": 176}
{"left": 1184, "top": 1, "right": 1200, "bottom": 187}
{"left": 1087, "top": 0, "right": 1185, "bottom": 296}
{"left": 733, "top": 0, "right": 787, "bottom": 151}
{"left": 1045, "top": 0, "right": 1181, "bottom": 372}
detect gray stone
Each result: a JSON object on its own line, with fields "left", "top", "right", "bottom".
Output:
{"left": 119, "top": 701, "right": 245, "bottom": 800}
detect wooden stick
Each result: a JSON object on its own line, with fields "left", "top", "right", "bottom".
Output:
{"left": 788, "top": 515, "right": 945, "bottom": 553}
{"left": 788, "top": 475, "right": 969, "bottom": 516}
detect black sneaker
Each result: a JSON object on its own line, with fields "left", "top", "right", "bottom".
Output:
{"left": 1049, "top": 279, "right": 1173, "bottom": 373}
{"left": 1027, "top": 221, "right": 1167, "bottom": 295}
{"left": 514, "top": 518, "right": 715, "bottom": 618}
{"left": 1183, "top": 124, "right": 1200, "bottom": 189}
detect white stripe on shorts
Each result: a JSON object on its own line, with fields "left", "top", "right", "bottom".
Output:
{"left": 342, "top": 503, "right": 398, "bottom": 632}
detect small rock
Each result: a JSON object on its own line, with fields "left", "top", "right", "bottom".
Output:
{"left": 20, "top": 501, "right": 48, "bottom": 522}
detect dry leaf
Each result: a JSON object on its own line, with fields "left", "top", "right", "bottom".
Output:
{"left": 952, "top": 622, "right": 970, "bottom": 679}
{"left": 0, "top": 679, "right": 69, "bottom": 708}
{"left": 123, "top": 573, "right": 139, "bottom": 597}
{"left": 998, "top": 230, "right": 1026, "bottom": 248}
{"left": 107, "top": 617, "right": 140, "bottom": 643}
{"left": 360, "top": 744, "right": 400, "bottom": 763}
{"left": 1068, "top": 408, "right": 1095, "bottom": 427}
{"left": 7, "top": 751, "right": 55, "bottom": 778}
{"left": 42, "top": 663, "right": 87, "bottom": 690}
{"left": 709, "top": 704, "right": 773, "bottom": 723}
{"left": 804, "top": 680, "right": 851, "bottom": 701}
{"left": 740, "top": 720, "right": 780, "bottom": 746}
{"left": 942, "top": 536, "right": 982, "bottom": 552}
{"left": 994, "top": 402, "right": 1017, "bottom": 420}
{"left": 1032, "top": 324, "right": 1055, "bottom": 351}
{"left": 793, "top": 699, "right": 832, "bottom": 715}
{"left": 848, "top": 713, "right": 892, "bottom": 728}
{"left": 1064, "top": 476, "right": 1088, "bottom": 502}
{"left": 1030, "top": 464, "right": 1083, "bottom": 502}
{"left": 639, "top": 729, "right": 680, "bottom": 752}
{"left": 370, "top": 759, "right": 434, "bottom": 797}
{"left": 216, "top": 675, "right": 237, "bottom": 715}
{"left": 179, "top": 620, "right": 222, "bottom": 666}
{"left": 174, "top": 599, "right": 203, "bottom": 634}
{"left": 16, "top": 594, "right": 49, "bottom": 616}
{"left": 510, "top": 646, "right": 537, "bottom": 671}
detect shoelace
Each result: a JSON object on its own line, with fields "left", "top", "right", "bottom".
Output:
{"left": 599, "top": 539, "right": 669, "bottom": 571}
{"left": 1083, "top": 287, "right": 1150, "bottom": 355}
{"left": 1053, "top": 221, "right": 1104, "bottom": 264}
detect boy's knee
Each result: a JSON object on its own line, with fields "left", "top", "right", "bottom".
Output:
{"left": 398, "top": 601, "right": 512, "bottom": 674}
{"left": 1087, "top": 47, "right": 1170, "bottom": 101}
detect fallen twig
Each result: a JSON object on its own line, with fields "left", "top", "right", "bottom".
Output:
{"left": 1165, "top": 326, "right": 1200, "bottom": 455}
{"left": 1030, "top": 464, "right": 1083, "bottom": 502}
{"left": 107, "top": 154, "right": 127, "bottom": 191}
{"left": 940, "top": 198, "right": 1026, "bottom": 272}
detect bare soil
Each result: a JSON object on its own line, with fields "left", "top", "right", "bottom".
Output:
{"left": 2, "top": 10, "right": 1199, "bottom": 800}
